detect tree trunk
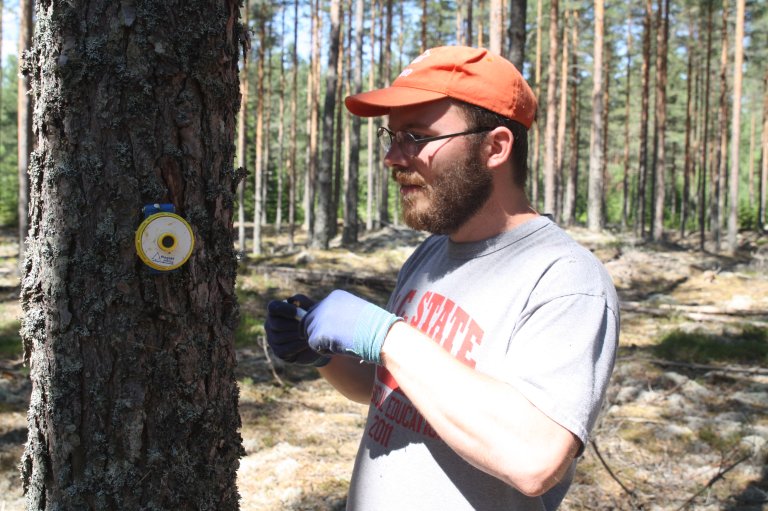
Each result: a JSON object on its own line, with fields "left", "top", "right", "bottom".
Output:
{"left": 727, "top": 0, "right": 745, "bottom": 253}
{"left": 699, "top": 0, "right": 714, "bottom": 250}
{"left": 542, "top": 0, "right": 559, "bottom": 216}
{"left": 252, "top": 8, "right": 266, "bottom": 256}
{"left": 378, "top": 0, "right": 393, "bottom": 227}
{"left": 343, "top": 0, "right": 364, "bottom": 245}
{"left": 237, "top": 1, "right": 249, "bottom": 253}
{"left": 313, "top": 0, "right": 341, "bottom": 249}
{"left": 747, "top": 113, "right": 756, "bottom": 209}
{"left": 587, "top": 0, "right": 605, "bottom": 232}
{"left": 20, "top": 1, "right": 243, "bottom": 508}
{"left": 304, "top": 0, "right": 321, "bottom": 239}
{"left": 420, "top": 0, "right": 427, "bottom": 53}
{"left": 489, "top": 0, "right": 503, "bottom": 55}
{"left": 466, "top": 0, "right": 474, "bottom": 53}
{"left": 713, "top": 0, "right": 729, "bottom": 251}
{"left": 636, "top": 0, "right": 652, "bottom": 237}
{"left": 681, "top": 15, "right": 694, "bottom": 238}
{"left": 507, "top": 0, "right": 526, "bottom": 71}
{"left": 621, "top": 16, "right": 632, "bottom": 231}
{"left": 288, "top": 0, "right": 299, "bottom": 251}
{"left": 275, "top": 6, "right": 287, "bottom": 232}
{"left": 17, "top": 0, "right": 34, "bottom": 268}
{"left": 366, "top": 0, "right": 378, "bottom": 231}
{"left": 332, "top": 6, "right": 346, "bottom": 239}
{"left": 530, "top": 0, "right": 543, "bottom": 207}
{"left": 760, "top": 68, "right": 768, "bottom": 230}
{"left": 562, "top": 11, "right": 580, "bottom": 227}
{"left": 652, "top": 0, "right": 669, "bottom": 240}
{"left": 555, "top": 10, "right": 569, "bottom": 223}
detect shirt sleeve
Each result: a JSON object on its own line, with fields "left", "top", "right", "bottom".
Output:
{"left": 505, "top": 274, "right": 619, "bottom": 447}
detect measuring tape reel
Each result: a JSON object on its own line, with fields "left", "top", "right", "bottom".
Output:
{"left": 135, "top": 203, "right": 195, "bottom": 272}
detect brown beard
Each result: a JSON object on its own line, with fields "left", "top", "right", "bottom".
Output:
{"left": 393, "top": 144, "right": 493, "bottom": 234}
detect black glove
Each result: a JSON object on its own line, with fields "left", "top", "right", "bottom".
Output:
{"left": 264, "top": 294, "right": 331, "bottom": 367}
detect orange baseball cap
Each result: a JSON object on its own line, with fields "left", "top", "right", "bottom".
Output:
{"left": 345, "top": 46, "right": 537, "bottom": 129}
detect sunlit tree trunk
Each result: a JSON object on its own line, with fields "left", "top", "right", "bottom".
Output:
{"left": 236, "top": 2, "right": 249, "bottom": 253}
{"left": 304, "top": 0, "right": 321, "bottom": 240}
{"left": 366, "top": 0, "right": 378, "bottom": 231}
{"left": 252, "top": 8, "right": 265, "bottom": 256}
{"left": 332, "top": 4, "right": 346, "bottom": 240}
{"left": 275, "top": 6, "right": 287, "bottom": 232}
{"left": 378, "top": 0, "right": 393, "bottom": 227}
{"left": 727, "top": 0, "right": 745, "bottom": 253}
{"left": 652, "top": 0, "right": 669, "bottom": 240}
{"left": 314, "top": 0, "right": 341, "bottom": 249}
{"left": 587, "top": 0, "right": 605, "bottom": 232}
{"left": 681, "top": 15, "right": 695, "bottom": 238}
{"left": 288, "top": 0, "right": 299, "bottom": 251}
{"left": 21, "top": 1, "right": 243, "bottom": 507}
{"left": 699, "top": 0, "right": 714, "bottom": 250}
{"left": 18, "top": 0, "right": 34, "bottom": 268}
{"left": 466, "top": 0, "right": 474, "bottom": 51}
{"left": 555, "top": 10, "right": 569, "bottom": 222}
{"left": 747, "top": 114, "right": 756, "bottom": 209}
{"left": 542, "top": 0, "right": 559, "bottom": 216}
{"left": 563, "top": 11, "right": 580, "bottom": 227}
{"left": 712, "top": 0, "right": 729, "bottom": 251}
{"left": 489, "top": 0, "right": 503, "bottom": 55}
{"left": 343, "top": 0, "right": 364, "bottom": 245}
{"left": 636, "top": 0, "right": 652, "bottom": 237}
{"left": 530, "top": 0, "right": 543, "bottom": 208}
{"left": 760, "top": 68, "right": 768, "bottom": 230}
{"left": 621, "top": 16, "right": 632, "bottom": 231}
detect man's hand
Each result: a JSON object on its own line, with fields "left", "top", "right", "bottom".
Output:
{"left": 301, "top": 290, "right": 400, "bottom": 365}
{"left": 265, "top": 294, "right": 331, "bottom": 367}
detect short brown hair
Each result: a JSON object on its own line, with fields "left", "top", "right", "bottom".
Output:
{"left": 454, "top": 101, "right": 530, "bottom": 188}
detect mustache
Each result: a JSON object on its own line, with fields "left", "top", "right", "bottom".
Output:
{"left": 391, "top": 168, "right": 426, "bottom": 187}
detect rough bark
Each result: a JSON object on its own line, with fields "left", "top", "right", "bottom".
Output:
{"left": 699, "top": 0, "right": 714, "bottom": 250}
{"left": 562, "top": 11, "right": 580, "bottom": 227}
{"left": 288, "top": 0, "right": 299, "bottom": 251}
{"left": 20, "top": 1, "right": 243, "bottom": 509}
{"left": 621, "top": 16, "right": 632, "bottom": 231}
{"left": 530, "top": 0, "right": 543, "bottom": 207}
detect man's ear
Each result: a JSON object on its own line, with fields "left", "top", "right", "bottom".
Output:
{"left": 485, "top": 126, "right": 514, "bottom": 171}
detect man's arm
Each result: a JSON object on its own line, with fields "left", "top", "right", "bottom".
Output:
{"left": 381, "top": 321, "right": 580, "bottom": 497}
{"left": 317, "top": 357, "right": 376, "bottom": 405}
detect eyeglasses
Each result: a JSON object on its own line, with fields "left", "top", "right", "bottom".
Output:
{"left": 376, "top": 126, "right": 495, "bottom": 158}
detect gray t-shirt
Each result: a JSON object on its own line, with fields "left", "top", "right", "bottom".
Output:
{"left": 346, "top": 217, "right": 619, "bottom": 511}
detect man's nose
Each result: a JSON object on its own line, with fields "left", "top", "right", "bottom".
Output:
{"left": 383, "top": 142, "right": 408, "bottom": 168}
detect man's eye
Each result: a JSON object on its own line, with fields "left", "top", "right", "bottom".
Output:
{"left": 406, "top": 132, "right": 428, "bottom": 141}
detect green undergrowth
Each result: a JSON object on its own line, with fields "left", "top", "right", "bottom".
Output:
{"left": 654, "top": 325, "right": 768, "bottom": 365}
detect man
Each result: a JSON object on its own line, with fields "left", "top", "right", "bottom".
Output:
{"left": 265, "top": 46, "right": 618, "bottom": 511}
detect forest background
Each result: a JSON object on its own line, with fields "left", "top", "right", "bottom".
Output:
{"left": 0, "top": 0, "right": 766, "bottom": 509}
{"left": 0, "top": 0, "right": 767, "bottom": 250}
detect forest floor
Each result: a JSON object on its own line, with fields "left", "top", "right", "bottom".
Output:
{"left": 0, "top": 224, "right": 766, "bottom": 510}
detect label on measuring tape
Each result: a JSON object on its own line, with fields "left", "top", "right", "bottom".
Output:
{"left": 135, "top": 205, "right": 195, "bottom": 271}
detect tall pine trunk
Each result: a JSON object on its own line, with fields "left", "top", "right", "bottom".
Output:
{"left": 621, "top": 16, "right": 632, "bottom": 230}
{"left": 237, "top": 1, "right": 249, "bottom": 253}
{"left": 713, "top": 0, "right": 729, "bottom": 251}
{"left": 636, "top": 0, "right": 653, "bottom": 237}
{"left": 727, "top": 0, "right": 745, "bottom": 253}
{"left": 343, "top": 0, "right": 364, "bottom": 245}
{"left": 652, "top": 0, "right": 669, "bottom": 239}
{"left": 563, "top": 11, "right": 580, "bottom": 227}
{"left": 20, "top": 1, "right": 243, "bottom": 508}
{"left": 314, "top": 0, "right": 341, "bottom": 249}
{"left": 699, "top": 0, "right": 714, "bottom": 250}
{"left": 542, "top": 0, "right": 559, "bottom": 216}
{"left": 507, "top": 0, "right": 526, "bottom": 71}
{"left": 489, "top": 0, "right": 503, "bottom": 55}
{"left": 288, "top": 0, "right": 299, "bottom": 251}
{"left": 17, "top": 0, "right": 34, "bottom": 268}
{"left": 530, "top": 0, "right": 543, "bottom": 207}
{"left": 760, "top": 68, "right": 768, "bottom": 230}
{"left": 587, "top": 0, "right": 605, "bottom": 232}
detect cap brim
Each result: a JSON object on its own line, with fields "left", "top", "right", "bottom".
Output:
{"left": 344, "top": 87, "right": 448, "bottom": 117}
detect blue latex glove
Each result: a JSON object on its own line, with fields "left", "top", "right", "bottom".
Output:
{"left": 265, "top": 294, "right": 331, "bottom": 367}
{"left": 301, "top": 290, "right": 401, "bottom": 365}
